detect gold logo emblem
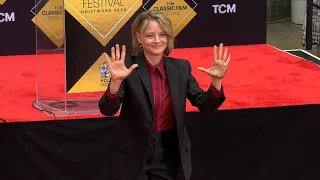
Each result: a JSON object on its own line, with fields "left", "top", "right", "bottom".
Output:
{"left": 144, "top": 0, "right": 197, "bottom": 37}
{"left": 31, "top": 0, "right": 64, "bottom": 48}
{"left": 68, "top": 52, "right": 111, "bottom": 93}
{"left": 65, "top": 0, "right": 142, "bottom": 46}
{"left": 0, "top": 0, "right": 6, "bottom": 5}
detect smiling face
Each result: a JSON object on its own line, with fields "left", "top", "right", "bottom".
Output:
{"left": 131, "top": 11, "right": 174, "bottom": 58}
{"left": 137, "top": 20, "right": 168, "bottom": 59}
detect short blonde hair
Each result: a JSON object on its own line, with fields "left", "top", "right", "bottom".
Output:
{"left": 131, "top": 10, "right": 174, "bottom": 56}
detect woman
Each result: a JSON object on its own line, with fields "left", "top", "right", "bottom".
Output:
{"left": 99, "top": 10, "right": 231, "bottom": 180}
{"left": 302, "top": 0, "right": 320, "bottom": 56}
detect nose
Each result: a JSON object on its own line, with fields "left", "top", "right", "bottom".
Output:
{"left": 154, "top": 35, "right": 160, "bottom": 43}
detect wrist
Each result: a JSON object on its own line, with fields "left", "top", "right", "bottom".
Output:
{"left": 111, "top": 78, "right": 122, "bottom": 86}
{"left": 211, "top": 78, "right": 222, "bottom": 91}
{"left": 109, "top": 79, "right": 122, "bottom": 94}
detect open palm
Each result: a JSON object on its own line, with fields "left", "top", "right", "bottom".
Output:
{"left": 198, "top": 43, "right": 231, "bottom": 79}
{"left": 104, "top": 44, "right": 138, "bottom": 82}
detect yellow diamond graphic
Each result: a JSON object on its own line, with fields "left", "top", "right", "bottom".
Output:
{"left": 65, "top": 0, "right": 142, "bottom": 46}
{"left": 0, "top": 0, "right": 6, "bottom": 5}
{"left": 68, "top": 53, "right": 111, "bottom": 93}
{"left": 145, "top": 0, "right": 197, "bottom": 37}
{"left": 31, "top": 0, "right": 64, "bottom": 48}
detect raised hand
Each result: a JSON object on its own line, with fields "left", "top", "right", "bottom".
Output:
{"left": 198, "top": 43, "right": 231, "bottom": 80}
{"left": 105, "top": 44, "right": 138, "bottom": 83}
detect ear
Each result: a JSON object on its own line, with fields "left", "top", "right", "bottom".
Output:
{"left": 136, "top": 32, "right": 141, "bottom": 43}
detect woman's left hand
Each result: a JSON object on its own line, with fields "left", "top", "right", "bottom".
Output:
{"left": 198, "top": 43, "right": 231, "bottom": 80}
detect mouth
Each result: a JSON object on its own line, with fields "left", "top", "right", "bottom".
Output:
{"left": 151, "top": 45, "right": 164, "bottom": 48}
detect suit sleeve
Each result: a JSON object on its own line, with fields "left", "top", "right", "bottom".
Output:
{"left": 186, "top": 61, "right": 226, "bottom": 114}
{"left": 99, "top": 80, "right": 125, "bottom": 116}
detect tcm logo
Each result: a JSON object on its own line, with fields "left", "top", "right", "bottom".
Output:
{"left": 0, "top": 12, "right": 15, "bottom": 23}
{"left": 212, "top": 4, "right": 236, "bottom": 14}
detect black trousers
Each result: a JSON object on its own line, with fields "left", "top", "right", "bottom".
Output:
{"left": 138, "top": 128, "right": 181, "bottom": 180}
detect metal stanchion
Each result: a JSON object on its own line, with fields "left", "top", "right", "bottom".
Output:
{"left": 305, "top": 0, "right": 313, "bottom": 52}
{"left": 314, "top": 2, "right": 320, "bottom": 9}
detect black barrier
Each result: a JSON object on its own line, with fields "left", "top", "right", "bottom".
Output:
{"left": 1, "top": 105, "right": 320, "bottom": 180}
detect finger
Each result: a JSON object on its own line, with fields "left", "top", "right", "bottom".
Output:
{"left": 213, "top": 45, "right": 217, "bottom": 61}
{"left": 128, "top": 64, "right": 139, "bottom": 73}
{"left": 197, "top": 67, "right": 211, "bottom": 75}
{"left": 226, "top": 54, "right": 231, "bottom": 65}
{"left": 111, "top": 47, "right": 115, "bottom": 61}
{"left": 218, "top": 43, "right": 223, "bottom": 60}
{"left": 104, "top": 53, "right": 112, "bottom": 65}
{"left": 223, "top": 47, "right": 228, "bottom": 61}
{"left": 121, "top": 45, "right": 126, "bottom": 61}
{"left": 115, "top": 44, "right": 120, "bottom": 60}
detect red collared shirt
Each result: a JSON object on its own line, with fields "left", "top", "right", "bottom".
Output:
{"left": 145, "top": 58, "right": 174, "bottom": 131}
{"left": 106, "top": 58, "right": 223, "bottom": 132}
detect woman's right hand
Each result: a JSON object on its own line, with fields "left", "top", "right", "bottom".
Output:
{"left": 105, "top": 44, "right": 138, "bottom": 84}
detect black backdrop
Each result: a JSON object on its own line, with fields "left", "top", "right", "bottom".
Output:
{"left": 65, "top": 0, "right": 267, "bottom": 91}
{"left": 0, "top": 0, "right": 36, "bottom": 56}
{"left": 0, "top": 0, "right": 267, "bottom": 56}
{"left": 0, "top": 0, "right": 62, "bottom": 56}
{"left": 1, "top": 0, "right": 267, "bottom": 94}
{"left": 1, "top": 104, "right": 320, "bottom": 180}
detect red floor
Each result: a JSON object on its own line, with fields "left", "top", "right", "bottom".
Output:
{"left": 0, "top": 44, "right": 319, "bottom": 122}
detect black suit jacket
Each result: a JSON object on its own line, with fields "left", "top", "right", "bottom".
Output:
{"left": 99, "top": 55, "right": 226, "bottom": 180}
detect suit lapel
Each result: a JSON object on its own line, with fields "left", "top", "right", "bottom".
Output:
{"left": 134, "top": 56, "right": 179, "bottom": 120}
{"left": 135, "top": 56, "right": 154, "bottom": 110}
{"left": 164, "top": 57, "right": 179, "bottom": 119}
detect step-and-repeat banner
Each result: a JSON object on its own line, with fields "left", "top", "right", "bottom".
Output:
{"left": 0, "top": 0, "right": 36, "bottom": 56}
{"left": 0, "top": 0, "right": 64, "bottom": 55}
{"left": 32, "top": 0, "right": 64, "bottom": 50}
{"left": 0, "top": 0, "right": 266, "bottom": 93}
{"left": 65, "top": 0, "right": 266, "bottom": 93}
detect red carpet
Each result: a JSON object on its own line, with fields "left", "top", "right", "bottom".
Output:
{"left": 0, "top": 44, "right": 319, "bottom": 122}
